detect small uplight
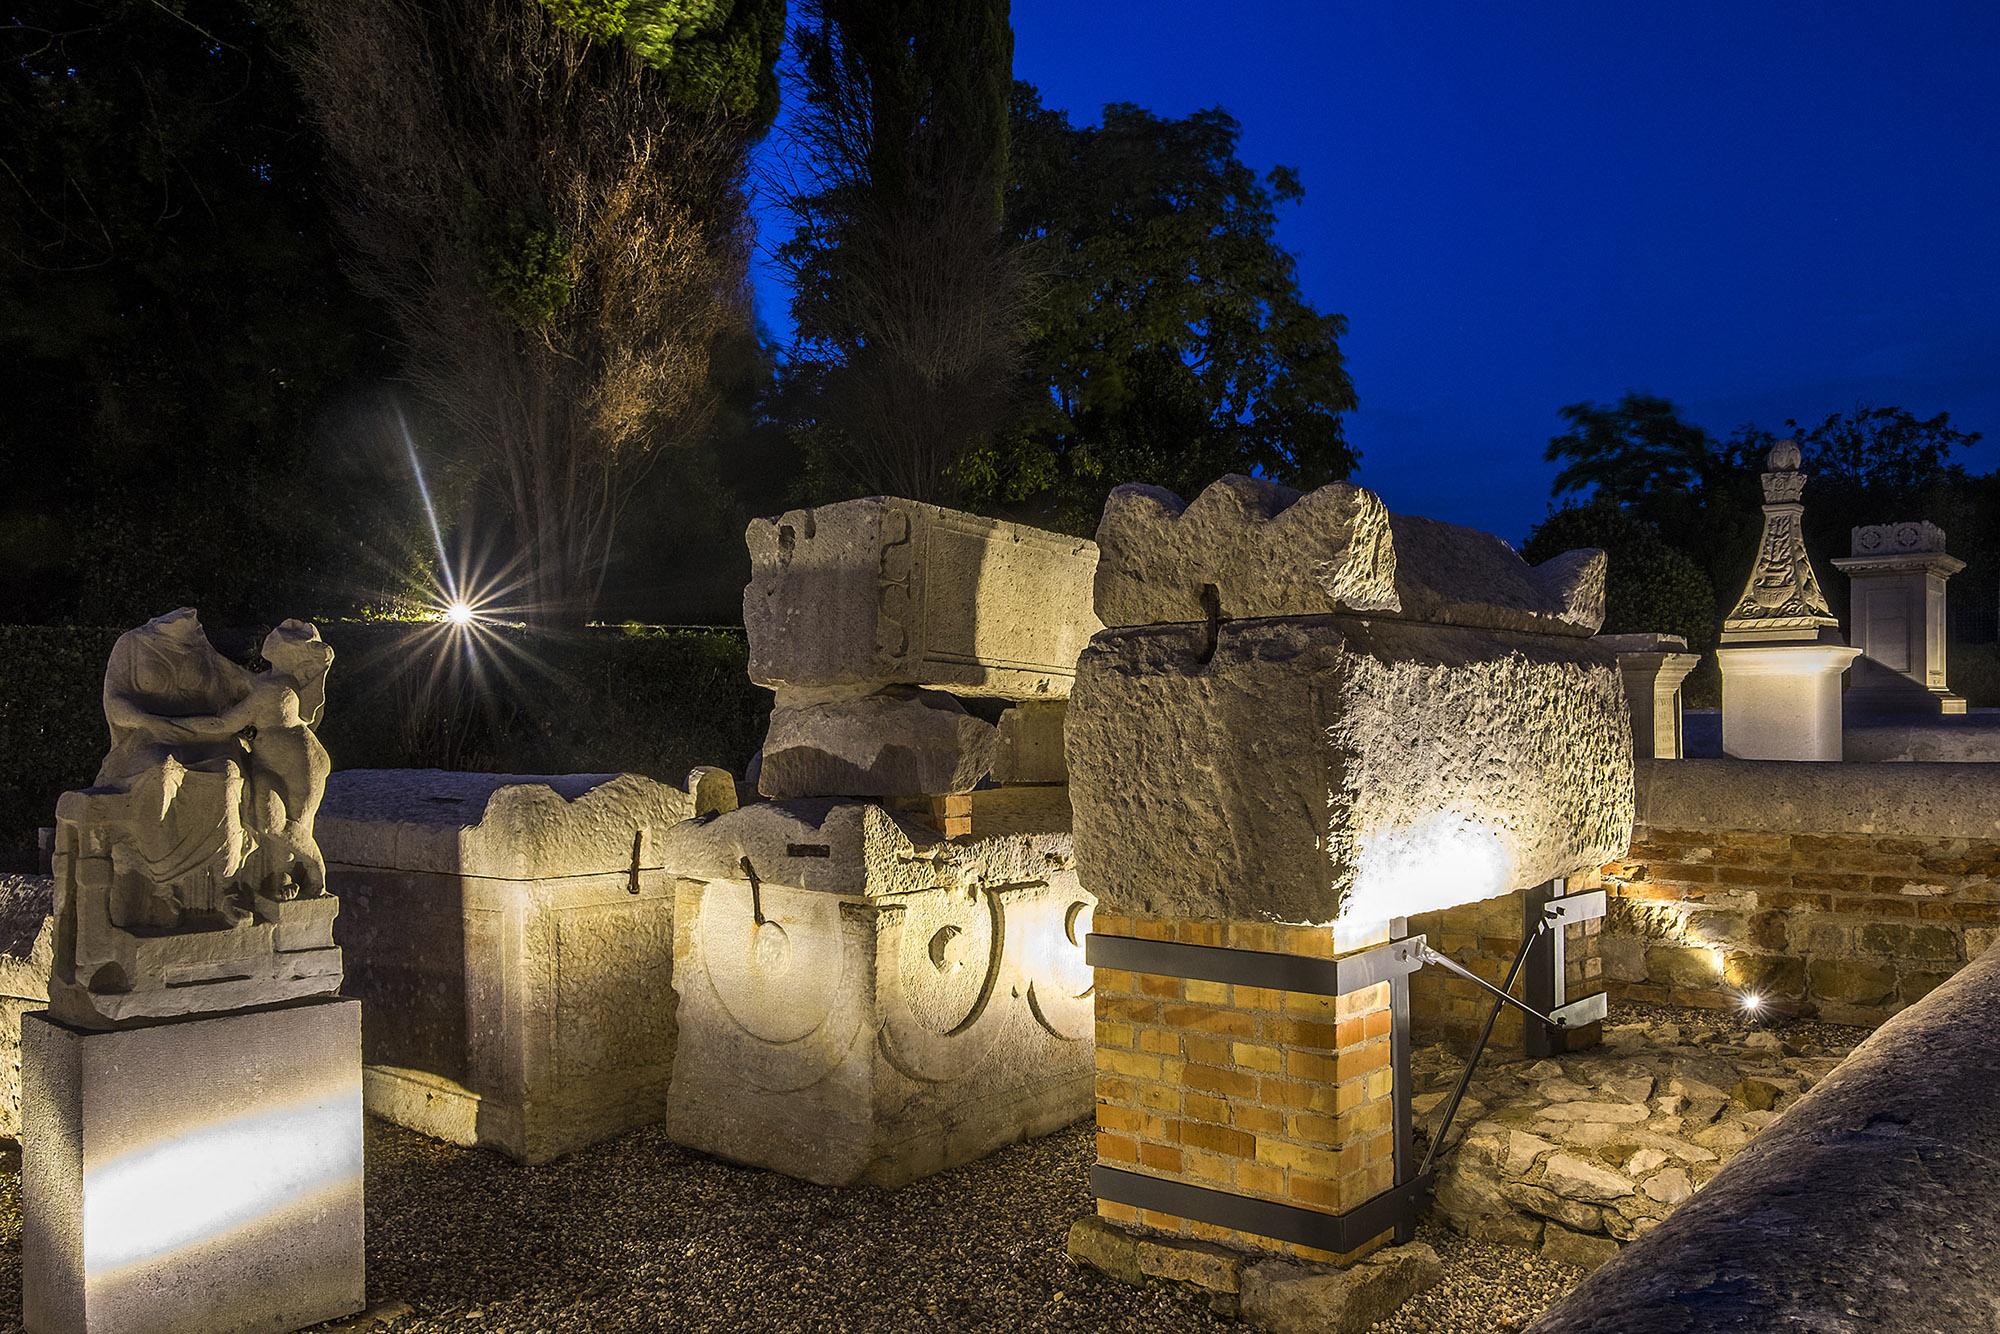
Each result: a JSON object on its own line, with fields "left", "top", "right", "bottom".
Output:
{"left": 444, "top": 600, "right": 476, "bottom": 627}
{"left": 1740, "top": 992, "right": 1764, "bottom": 1013}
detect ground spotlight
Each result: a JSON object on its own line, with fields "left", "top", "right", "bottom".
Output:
{"left": 444, "top": 600, "right": 476, "bottom": 627}
{"left": 1740, "top": 992, "right": 1764, "bottom": 1013}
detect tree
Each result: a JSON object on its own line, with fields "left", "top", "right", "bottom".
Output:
{"left": 957, "top": 87, "right": 1357, "bottom": 532}
{"left": 0, "top": 0, "right": 405, "bottom": 624}
{"left": 294, "top": 0, "right": 781, "bottom": 624}
{"left": 772, "top": 0, "right": 1023, "bottom": 504}
{"left": 1794, "top": 404, "right": 1979, "bottom": 491}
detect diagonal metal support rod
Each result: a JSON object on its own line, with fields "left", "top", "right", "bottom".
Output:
{"left": 1417, "top": 918, "right": 1552, "bottom": 1180}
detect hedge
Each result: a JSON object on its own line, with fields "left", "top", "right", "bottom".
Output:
{"left": 0, "top": 621, "right": 769, "bottom": 865}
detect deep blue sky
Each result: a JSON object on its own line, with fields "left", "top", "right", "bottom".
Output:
{"left": 752, "top": 2, "right": 2000, "bottom": 542}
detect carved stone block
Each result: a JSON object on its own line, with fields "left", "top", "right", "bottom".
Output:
{"left": 663, "top": 799, "right": 1094, "bottom": 1186}
{"left": 320, "top": 770, "right": 704, "bottom": 1163}
{"left": 744, "top": 498, "right": 1101, "bottom": 699}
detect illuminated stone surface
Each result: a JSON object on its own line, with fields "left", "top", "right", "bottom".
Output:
{"left": 743, "top": 497, "right": 1100, "bottom": 700}
{"left": 22, "top": 997, "right": 364, "bottom": 1334}
{"left": 663, "top": 799, "right": 1094, "bottom": 1186}
{"left": 48, "top": 609, "right": 344, "bottom": 1029}
{"left": 0, "top": 874, "right": 52, "bottom": 1138}
{"left": 756, "top": 686, "right": 998, "bottom": 798}
{"left": 1596, "top": 634, "right": 1701, "bottom": 760}
{"left": 1067, "top": 616, "right": 1633, "bottom": 924}
{"left": 321, "top": 769, "right": 707, "bottom": 1164}
{"left": 1092, "top": 475, "right": 1606, "bottom": 637}
{"left": 1830, "top": 521, "right": 1967, "bottom": 715}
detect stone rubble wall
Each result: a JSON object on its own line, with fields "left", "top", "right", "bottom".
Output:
{"left": 1602, "top": 758, "right": 2000, "bottom": 1025}
{"left": 1528, "top": 929, "right": 2000, "bottom": 1334}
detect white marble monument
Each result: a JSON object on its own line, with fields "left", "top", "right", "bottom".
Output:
{"left": 1715, "top": 443, "right": 1860, "bottom": 761}
{"left": 1831, "top": 521, "right": 1967, "bottom": 716}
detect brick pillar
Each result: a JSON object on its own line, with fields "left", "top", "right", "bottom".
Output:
{"left": 1089, "top": 913, "right": 1403, "bottom": 1267}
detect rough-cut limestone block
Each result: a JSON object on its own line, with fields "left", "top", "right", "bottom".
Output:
{"left": 1094, "top": 476, "right": 1400, "bottom": 626}
{"left": 1067, "top": 616, "right": 1634, "bottom": 925}
{"left": 757, "top": 687, "right": 998, "bottom": 798}
{"left": 744, "top": 497, "right": 1101, "bottom": 699}
{"left": 1091, "top": 475, "right": 1605, "bottom": 637}
{"left": 664, "top": 799, "right": 1093, "bottom": 1186}
{"left": 23, "top": 998, "right": 364, "bottom": 1334}
{"left": 321, "top": 770, "right": 696, "bottom": 1163}
{"left": 0, "top": 874, "right": 53, "bottom": 1138}
{"left": 993, "top": 699, "right": 1069, "bottom": 785}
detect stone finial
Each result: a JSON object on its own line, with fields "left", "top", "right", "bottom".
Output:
{"left": 1722, "top": 440, "right": 1838, "bottom": 641}
{"left": 49, "top": 608, "right": 344, "bottom": 1028}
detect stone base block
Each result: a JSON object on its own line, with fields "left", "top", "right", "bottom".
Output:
{"left": 23, "top": 998, "right": 365, "bottom": 1334}
{"left": 664, "top": 825, "right": 1096, "bottom": 1186}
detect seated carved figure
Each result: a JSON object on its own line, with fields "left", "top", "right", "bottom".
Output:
{"left": 49, "top": 608, "right": 344, "bottom": 1029}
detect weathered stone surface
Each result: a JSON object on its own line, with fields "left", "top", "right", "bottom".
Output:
{"left": 756, "top": 687, "right": 998, "bottom": 798}
{"left": 0, "top": 874, "right": 52, "bottom": 1138}
{"left": 744, "top": 497, "right": 1099, "bottom": 699}
{"left": 1541, "top": 1153, "right": 1635, "bottom": 1202}
{"left": 1136, "top": 1237, "right": 1243, "bottom": 1294}
{"left": 1632, "top": 758, "right": 2000, "bottom": 839}
{"left": 1238, "top": 1243, "right": 1445, "bottom": 1334}
{"left": 318, "top": 768, "right": 704, "bottom": 879}
{"left": 664, "top": 800, "right": 1093, "bottom": 1186}
{"left": 1541, "top": 1225, "right": 1620, "bottom": 1271}
{"left": 1092, "top": 475, "right": 1399, "bottom": 626}
{"left": 1090, "top": 474, "right": 1605, "bottom": 637}
{"left": 23, "top": 998, "right": 365, "bottom": 1334}
{"left": 1067, "top": 615, "right": 1633, "bottom": 923}
{"left": 323, "top": 770, "right": 694, "bottom": 1163}
{"left": 51, "top": 609, "right": 343, "bottom": 1029}
{"left": 991, "top": 699, "right": 1069, "bottom": 785}
{"left": 1066, "top": 1216, "right": 1142, "bottom": 1286}
{"left": 1530, "top": 946, "right": 2000, "bottom": 1334}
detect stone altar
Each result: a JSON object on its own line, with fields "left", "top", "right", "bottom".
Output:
{"left": 320, "top": 767, "right": 731, "bottom": 1163}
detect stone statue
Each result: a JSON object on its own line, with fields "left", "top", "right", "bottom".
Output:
{"left": 49, "top": 609, "right": 344, "bottom": 1028}
{"left": 1722, "top": 440, "right": 1841, "bottom": 640}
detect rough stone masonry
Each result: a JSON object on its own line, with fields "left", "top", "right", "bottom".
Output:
{"left": 1068, "top": 474, "right": 1635, "bottom": 1286}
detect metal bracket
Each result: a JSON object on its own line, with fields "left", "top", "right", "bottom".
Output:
{"left": 1083, "top": 933, "right": 1424, "bottom": 998}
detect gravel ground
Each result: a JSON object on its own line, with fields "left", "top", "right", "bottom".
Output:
{"left": 0, "top": 998, "right": 1851, "bottom": 1333}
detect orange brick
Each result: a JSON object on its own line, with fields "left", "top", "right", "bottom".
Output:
{"left": 1274, "top": 924, "right": 1336, "bottom": 957}
{"left": 1097, "top": 1048, "right": 1164, "bottom": 1080}
{"left": 1254, "top": 1138, "right": 1346, "bottom": 1176}
{"left": 1097, "top": 1200, "right": 1141, "bottom": 1225}
{"left": 1138, "top": 1141, "right": 1183, "bottom": 1173}
{"left": 1183, "top": 1092, "right": 1229, "bottom": 1124}
{"left": 1183, "top": 1063, "right": 1260, "bottom": 1099}
{"left": 1338, "top": 983, "right": 1390, "bottom": 1018}
{"left": 1232, "top": 1041, "right": 1285, "bottom": 1074}
{"left": 1236, "top": 1161, "right": 1285, "bottom": 1197}
{"left": 1183, "top": 1035, "right": 1233, "bottom": 1067}
{"left": 1288, "top": 1111, "right": 1351, "bottom": 1146}
{"left": 1133, "top": 918, "right": 1175, "bottom": 941}
{"left": 1098, "top": 996, "right": 1160, "bottom": 1024}
{"left": 1095, "top": 1104, "right": 1151, "bottom": 1135}
{"left": 1176, "top": 920, "right": 1225, "bottom": 946}
{"left": 1092, "top": 913, "right": 1135, "bottom": 938}
{"left": 1232, "top": 1104, "right": 1285, "bottom": 1136}
{"left": 1137, "top": 1028, "right": 1182, "bottom": 1056}
{"left": 1096, "top": 1021, "right": 1134, "bottom": 1049}
{"left": 1234, "top": 985, "right": 1285, "bottom": 1012}
{"left": 1182, "top": 1149, "right": 1237, "bottom": 1187}
{"left": 1093, "top": 969, "right": 1137, "bottom": 995}
{"left": 1334, "top": 1016, "right": 1369, "bottom": 1047}
{"left": 1136, "top": 973, "right": 1183, "bottom": 999}
{"left": 1135, "top": 1080, "right": 1183, "bottom": 1114}
{"left": 1188, "top": 1220, "right": 1238, "bottom": 1245}
{"left": 1096, "top": 1132, "right": 1139, "bottom": 1164}
{"left": 1182, "top": 1121, "right": 1256, "bottom": 1158}
{"left": 1260, "top": 1077, "right": 1339, "bottom": 1115}
{"left": 1345, "top": 1097, "right": 1395, "bottom": 1137}
{"left": 1282, "top": 992, "right": 1340, "bottom": 1019}
{"left": 1361, "top": 1008, "right": 1394, "bottom": 1041}
{"left": 1288, "top": 1173, "right": 1347, "bottom": 1210}
{"left": 1268, "top": 1018, "right": 1338, "bottom": 1049}
{"left": 1161, "top": 1006, "right": 1257, "bottom": 1036}
{"left": 1184, "top": 979, "right": 1232, "bottom": 1006}
{"left": 1229, "top": 922, "right": 1279, "bottom": 953}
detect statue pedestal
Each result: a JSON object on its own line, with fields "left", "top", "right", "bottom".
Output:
{"left": 1717, "top": 642, "right": 1861, "bottom": 761}
{"left": 22, "top": 999, "right": 365, "bottom": 1334}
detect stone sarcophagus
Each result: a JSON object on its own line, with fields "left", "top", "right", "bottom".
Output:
{"left": 1068, "top": 476, "right": 1634, "bottom": 1287}
{"left": 320, "top": 767, "right": 729, "bottom": 1164}
{"left": 661, "top": 800, "right": 1096, "bottom": 1187}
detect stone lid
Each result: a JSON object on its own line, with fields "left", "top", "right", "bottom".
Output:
{"left": 1092, "top": 474, "right": 1606, "bottom": 637}
{"left": 661, "top": 798, "right": 1075, "bottom": 898}
{"left": 1851, "top": 521, "right": 1947, "bottom": 557}
{"left": 319, "top": 769, "right": 701, "bottom": 879}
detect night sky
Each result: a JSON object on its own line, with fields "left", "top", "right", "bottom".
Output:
{"left": 752, "top": 1, "right": 2000, "bottom": 542}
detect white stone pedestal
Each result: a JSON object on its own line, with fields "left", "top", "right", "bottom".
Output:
{"left": 1717, "top": 643, "right": 1861, "bottom": 760}
{"left": 22, "top": 998, "right": 365, "bottom": 1334}
{"left": 1831, "top": 523, "right": 1967, "bottom": 716}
